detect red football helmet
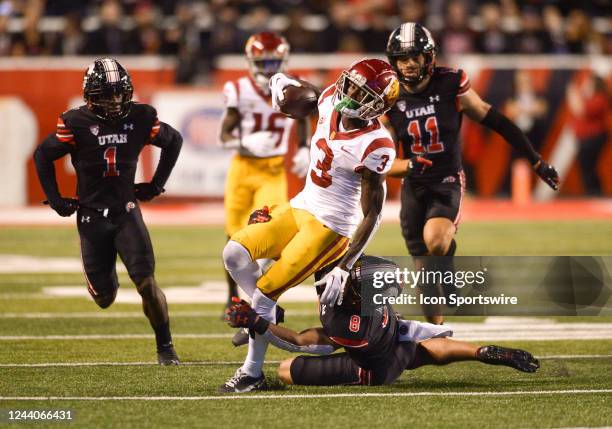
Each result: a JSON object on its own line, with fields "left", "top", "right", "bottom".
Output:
{"left": 334, "top": 59, "right": 400, "bottom": 120}
{"left": 245, "top": 32, "right": 290, "bottom": 93}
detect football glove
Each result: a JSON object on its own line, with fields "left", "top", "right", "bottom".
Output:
{"left": 315, "top": 266, "right": 350, "bottom": 307}
{"left": 48, "top": 197, "right": 78, "bottom": 217}
{"left": 241, "top": 131, "right": 279, "bottom": 157}
{"left": 269, "top": 73, "right": 302, "bottom": 112}
{"left": 533, "top": 159, "right": 560, "bottom": 191}
{"left": 248, "top": 206, "right": 272, "bottom": 224}
{"left": 134, "top": 182, "right": 164, "bottom": 202}
{"left": 225, "top": 298, "right": 270, "bottom": 335}
{"left": 408, "top": 156, "right": 433, "bottom": 174}
{"left": 291, "top": 147, "right": 310, "bottom": 178}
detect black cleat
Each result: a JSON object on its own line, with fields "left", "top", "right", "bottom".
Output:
{"left": 157, "top": 346, "right": 180, "bottom": 365}
{"left": 218, "top": 368, "right": 267, "bottom": 393}
{"left": 477, "top": 345, "right": 540, "bottom": 373}
{"left": 231, "top": 305, "right": 285, "bottom": 347}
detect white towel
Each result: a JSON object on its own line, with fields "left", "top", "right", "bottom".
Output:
{"left": 398, "top": 320, "right": 453, "bottom": 343}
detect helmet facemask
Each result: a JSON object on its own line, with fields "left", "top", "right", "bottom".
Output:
{"left": 334, "top": 71, "right": 387, "bottom": 121}
{"left": 248, "top": 57, "right": 287, "bottom": 94}
{"left": 83, "top": 59, "right": 133, "bottom": 121}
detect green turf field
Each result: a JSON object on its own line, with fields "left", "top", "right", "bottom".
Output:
{"left": 0, "top": 222, "right": 611, "bottom": 428}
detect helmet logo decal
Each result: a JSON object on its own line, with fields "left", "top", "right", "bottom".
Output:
{"left": 100, "top": 58, "right": 120, "bottom": 83}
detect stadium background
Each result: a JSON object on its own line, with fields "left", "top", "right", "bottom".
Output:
{"left": 0, "top": 1, "right": 611, "bottom": 428}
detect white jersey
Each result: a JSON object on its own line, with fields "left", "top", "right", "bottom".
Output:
{"left": 222, "top": 76, "right": 293, "bottom": 157}
{"left": 291, "top": 86, "right": 396, "bottom": 237}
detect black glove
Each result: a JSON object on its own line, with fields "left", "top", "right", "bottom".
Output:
{"left": 248, "top": 206, "right": 272, "bottom": 225}
{"left": 408, "top": 155, "right": 433, "bottom": 174}
{"left": 134, "top": 182, "right": 164, "bottom": 202}
{"left": 225, "top": 298, "right": 269, "bottom": 335}
{"left": 534, "top": 159, "right": 560, "bottom": 191}
{"left": 48, "top": 197, "right": 78, "bottom": 217}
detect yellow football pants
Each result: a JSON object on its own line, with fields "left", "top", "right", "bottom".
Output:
{"left": 230, "top": 203, "right": 350, "bottom": 300}
{"left": 224, "top": 154, "right": 288, "bottom": 237}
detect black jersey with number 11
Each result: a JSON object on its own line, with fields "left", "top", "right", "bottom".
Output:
{"left": 386, "top": 67, "right": 470, "bottom": 182}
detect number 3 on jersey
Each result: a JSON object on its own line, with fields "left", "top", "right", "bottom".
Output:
{"left": 407, "top": 116, "right": 444, "bottom": 154}
{"left": 310, "top": 138, "right": 333, "bottom": 188}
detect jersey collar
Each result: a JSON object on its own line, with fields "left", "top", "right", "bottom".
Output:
{"left": 329, "top": 108, "right": 381, "bottom": 141}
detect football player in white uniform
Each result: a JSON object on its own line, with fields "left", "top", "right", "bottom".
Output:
{"left": 219, "top": 32, "right": 311, "bottom": 308}
{"left": 219, "top": 58, "right": 400, "bottom": 392}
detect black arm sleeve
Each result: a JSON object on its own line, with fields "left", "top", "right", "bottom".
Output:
{"left": 480, "top": 107, "right": 541, "bottom": 165}
{"left": 33, "top": 133, "right": 72, "bottom": 202}
{"left": 150, "top": 122, "right": 183, "bottom": 188}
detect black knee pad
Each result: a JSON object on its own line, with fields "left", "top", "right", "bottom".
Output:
{"left": 93, "top": 290, "right": 117, "bottom": 309}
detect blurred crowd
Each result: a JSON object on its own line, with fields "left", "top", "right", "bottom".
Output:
{"left": 0, "top": 0, "right": 610, "bottom": 81}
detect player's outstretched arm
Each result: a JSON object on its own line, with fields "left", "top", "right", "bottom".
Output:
{"left": 459, "top": 88, "right": 560, "bottom": 190}
{"left": 136, "top": 122, "right": 183, "bottom": 202}
{"left": 317, "top": 170, "right": 386, "bottom": 307}
{"left": 33, "top": 133, "right": 78, "bottom": 217}
{"left": 225, "top": 299, "right": 337, "bottom": 354}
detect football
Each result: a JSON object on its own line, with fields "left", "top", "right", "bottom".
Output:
{"left": 278, "top": 84, "right": 318, "bottom": 119}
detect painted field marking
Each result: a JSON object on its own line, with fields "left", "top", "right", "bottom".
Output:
{"left": 1, "top": 389, "right": 611, "bottom": 401}
{"left": 0, "top": 355, "right": 610, "bottom": 368}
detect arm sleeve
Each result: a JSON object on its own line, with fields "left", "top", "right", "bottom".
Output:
{"left": 262, "top": 330, "right": 335, "bottom": 355}
{"left": 361, "top": 138, "right": 397, "bottom": 174}
{"left": 150, "top": 122, "right": 183, "bottom": 188}
{"left": 480, "top": 107, "right": 540, "bottom": 164}
{"left": 33, "top": 133, "right": 72, "bottom": 202}
{"left": 222, "top": 81, "right": 239, "bottom": 108}
{"left": 457, "top": 69, "right": 471, "bottom": 97}
{"left": 55, "top": 116, "right": 76, "bottom": 144}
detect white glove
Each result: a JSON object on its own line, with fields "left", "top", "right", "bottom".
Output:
{"left": 241, "top": 131, "right": 279, "bottom": 157}
{"left": 291, "top": 146, "right": 310, "bottom": 177}
{"left": 269, "top": 73, "right": 302, "bottom": 112}
{"left": 315, "top": 266, "right": 350, "bottom": 307}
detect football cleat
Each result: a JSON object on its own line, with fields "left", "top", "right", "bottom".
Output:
{"left": 477, "top": 345, "right": 540, "bottom": 373}
{"left": 231, "top": 305, "right": 285, "bottom": 347}
{"left": 218, "top": 367, "right": 267, "bottom": 393}
{"left": 157, "top": 346, "right": 180, "bottom": 366}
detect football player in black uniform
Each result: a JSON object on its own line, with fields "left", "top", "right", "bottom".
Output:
{"left": 225, "top": 256, "right": 539, "bottom": 387}
{"left": 384, "top": 23, "right": 560, "bottom": 324}
{"left": 33, "top": 58, "right": 183, "bottom": 365}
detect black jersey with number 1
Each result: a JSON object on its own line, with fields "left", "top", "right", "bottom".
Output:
{"left": 386, "top": 66, "right": 470, "bottom": 182}
{"left": 56, "top": 103, "right": 161, "bottom": 209}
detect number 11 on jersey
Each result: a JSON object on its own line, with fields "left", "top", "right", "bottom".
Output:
{"left": 407, "top": 116, "right": 444, "bottom": 154}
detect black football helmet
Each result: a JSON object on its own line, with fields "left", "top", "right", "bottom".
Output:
{"left": 343, "top": 255, "right": 401, "bottom": 309}
{"left": 82, "top": 57, "right": 133, "bottom": 121}
{"left": 386, "top": 23, "right": 437, "bottom": 84}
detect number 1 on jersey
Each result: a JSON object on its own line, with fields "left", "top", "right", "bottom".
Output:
{"left": 103, "top": 147, "right": 119, "bottom": 177}
{"left": 407, "top": 117, "right": 444, "bottom": 154}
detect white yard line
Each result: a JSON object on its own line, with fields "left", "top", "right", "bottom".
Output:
{"left": 0, "top": 389, "right": 610, "bottom": 401}
{"left": 0, "top": 334, "right": 232, "bottom": 340}
{"left": 0, "top": 310, "right": 315, "bottom": 318}
{"left": 1, "top": 355, "right": 610, "bottom": 368}
{"left": 2, "top": 323, "right": 612, "bottom": 341}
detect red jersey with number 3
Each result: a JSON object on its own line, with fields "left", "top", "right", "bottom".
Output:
{"left": 386, "top": 67, "right": 470, "bottom": 181}
{"left": 222, "top": 76, "right": 293, "bottom": 157}
{"left": 56, "top": 103, "right": 159, "bottom": 209}
{"left": 290, "top": 85, "right": 396, "bottom": 237}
